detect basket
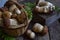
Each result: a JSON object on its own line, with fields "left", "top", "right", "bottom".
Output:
{"left": 0, "top": 1, "right": 28, "bottom": 36}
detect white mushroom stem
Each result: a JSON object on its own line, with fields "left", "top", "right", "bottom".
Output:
{"left": 9, "top": 4, "right": 21, "bottom": 14}
{"left": 9, "top": 19, "right": 25, "bottom": 28}
{"left": 15, "top": 8, "right": 21, "bottom": 14}
{"left": 9, "top": 19, "right": 18, "bottom": 26}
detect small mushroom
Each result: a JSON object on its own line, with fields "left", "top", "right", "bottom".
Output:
{"left": 16, "top": 11, "right": 26, "bottom": 24}
{"left": 3, "top": 11, "right": 12, "bottom": 19}
{"left": 14, "top": 8, "right": 21, "bottom": 14}
{"left": 26, "top": 30, "right": 35, "bottom": 39}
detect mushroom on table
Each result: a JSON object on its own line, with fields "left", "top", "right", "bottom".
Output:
{"left": 34, "top": 0, "right": 55, "bottom": 13}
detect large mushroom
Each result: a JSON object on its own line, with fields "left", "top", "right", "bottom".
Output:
{"left": 32, "top": 23, "right": 48, "bottom": 36}
{"left": 33, "top": 0, "right": 55, "bottom": 13}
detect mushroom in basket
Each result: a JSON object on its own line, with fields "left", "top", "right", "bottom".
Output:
{"left": 4, "top": 1, "right": 26, "bottom": 24}
{"left": 0, "top": 7, "right": 8, "bottom": 27}
{"left": 1, "top": 1, "right": 28, "bottom": 36}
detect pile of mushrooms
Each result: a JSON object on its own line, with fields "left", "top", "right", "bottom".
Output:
{"left": 34, "top": 0, "right": 55, "bottom": 13}
{"left": 2, "top": 1, "right": 27, "bottom": 28}
{"left": 26, "top": 23, "right": 48, "bottom": 39}
{"left": 0, "top": 0, "right": 28, "bottom": 36}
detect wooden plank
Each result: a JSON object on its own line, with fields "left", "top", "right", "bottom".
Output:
{"left": 16, "top": 36, "right": 24, "bottom": 40}
{"left": 22, "top": 32, "right": 49, "bottom": 40}
{"left": 48, "top": 21, "right": 60, "bottom": 40}
{"left": 37, "top": 33, "right": 49, "bottom": 40}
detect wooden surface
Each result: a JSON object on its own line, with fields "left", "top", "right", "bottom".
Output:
{"left": 32, "top": 11, "right": 60, "bottom": 26}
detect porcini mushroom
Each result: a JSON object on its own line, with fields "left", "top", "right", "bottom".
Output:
{"left": 32, "top": 23, "right": 48, "bottom": 36}
{"left": 26, "top": 30, "right": 35, "bottom": 39}
{"left": 34, "top": 0, "right": 55, "bottom": 13}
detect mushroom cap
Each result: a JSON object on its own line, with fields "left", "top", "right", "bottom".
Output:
{"left": 33, "top": 23, "right": 44, "bottom": 33}
{"left": 4, "top": 1, "right": 25, "bottom": 9}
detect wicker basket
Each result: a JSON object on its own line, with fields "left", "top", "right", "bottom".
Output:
{"left": 3, "top": 22, "right": 28, "bottom": 36}
{"left": 1, "top": 1, "right": 29, "bottom": 36}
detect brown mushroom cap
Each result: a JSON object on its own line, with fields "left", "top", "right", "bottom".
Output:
{"left": 4, "top": 1, "right": 25, "bottom": 9}
{"left": 3, "top": 11, "right": 11, "bottom": 28}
